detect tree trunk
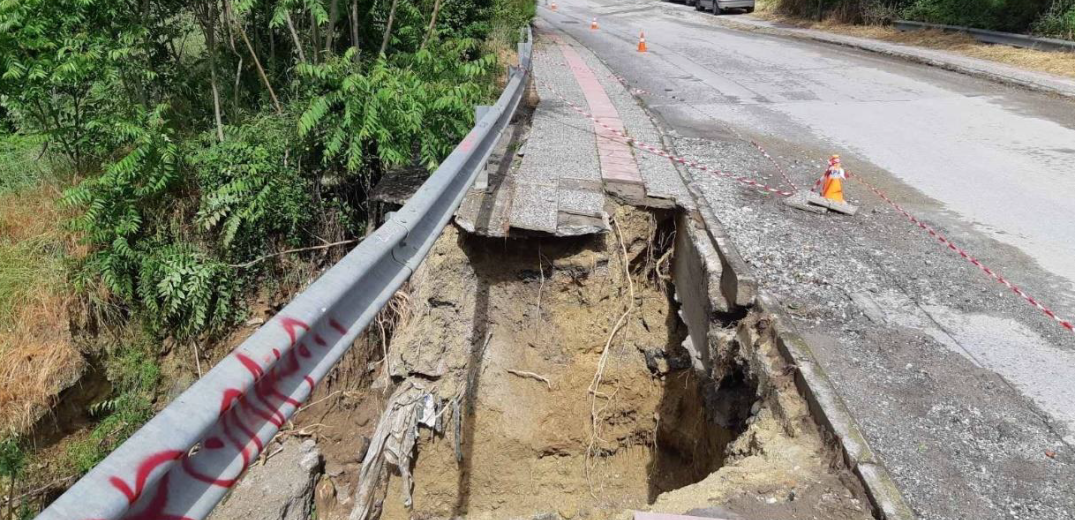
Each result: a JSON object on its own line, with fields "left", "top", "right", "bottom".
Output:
{"left": 200, "top": 1, "right": 226, "bottom": 141}
{"left": 420, "top": 0, "right": 443, "bottom": 50}
{"left": 311, "top": 11, "right": 321, "bottom": 63}
{"left": 233, "top": 56, "right": 243, "bottom": 115}
{"left": 326, "top": 0, "right": 340, "bottom": 54}
{"left": 285, "top": 11, "right": 307, "bottom": 63}
{"left": 351, "top": 0, "right": 360, "bottom": 63}
{"left": 227, "top": 0, "right": 283, "bottom": 113}
{"left": 379, "top": 0, "right": 400, "bottom": 57}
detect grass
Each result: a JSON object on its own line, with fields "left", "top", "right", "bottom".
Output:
{"left": 0, "top": 134, "right": 50, "bottom": 196}
{"left": 0, "top": 134, "right": 83, "bottom": 438}
{"left": 750, "top": 1, "right": 1075, "bottom": 79}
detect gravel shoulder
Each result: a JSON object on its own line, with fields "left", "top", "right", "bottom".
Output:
{"left": 540, "top": 8, "right": 1075, "bottom": 519}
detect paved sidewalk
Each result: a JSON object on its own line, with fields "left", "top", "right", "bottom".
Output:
{"left": 456, "top": 22, "right": 691, "bottom": 238}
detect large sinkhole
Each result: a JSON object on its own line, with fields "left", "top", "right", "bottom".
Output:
{"left": 373, "top": 205, "right": 755, "bottom": 518}
{"left": 290, "top": 204, "right": 872, "bottom": 520}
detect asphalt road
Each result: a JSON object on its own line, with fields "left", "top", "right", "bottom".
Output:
{"left": 536, "top": 1, "right": 1075, "bottom": 518}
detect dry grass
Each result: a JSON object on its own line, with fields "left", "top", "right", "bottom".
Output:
{"left": 0, "top": 184, "right": 84, "bottom": 437}
{"left": 749, "top": 6, "right": 1075, "bottom": 79}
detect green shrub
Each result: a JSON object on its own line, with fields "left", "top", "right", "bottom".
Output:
{"left": 903, "top": 0, "right": 1052, "bottom": 32}
{"left": 297, "top": 41, "right": 495, "bottom": 175}
{"left": 190, "top": 117, "right": 311, "bottom": 257}
{"left": 137, "top": 242, "right": 239, "bottom": 338}
{"left": 1033, "top": 0, "right": 1075, "bottom": 38}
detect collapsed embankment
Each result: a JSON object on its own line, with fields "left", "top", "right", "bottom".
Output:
{"left": 270, "top": 202, "right": 874, "bottom": 520}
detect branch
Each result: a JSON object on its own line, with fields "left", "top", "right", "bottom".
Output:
{"left": 285, "top": 10, "right": 307, "bottom": 63}
{"left": 226, "top": 0, "right": 283, "bottom": 113}
{"left": 379, "top": 0, "right": 400, "bottom": 56}
{"left": 420, "top": 0, "right": 442, "bottom": 50}
{"left": 229, "top": 239, "right": 360, "bottom": 268}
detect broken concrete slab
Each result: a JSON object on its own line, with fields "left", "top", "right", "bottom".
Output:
{"left": 557, "top": 211, "right": 609, "bottom": 235}
{"left": 557, "top": 178, "right": 605, "bottom": 218}
{"left": 510, "top": 182, "right": 559, "bottom": 233}
{"left": 811, "top": 196, "right": 859, "bottom": 215}
{"left": 786, "top": 190, "right": 859, "bottom": 215}
{"left": 209, "top": 439, "right": 322, "bottom": 520}
{"left": 783, "top": 190, "right": 828, "bottom": 214}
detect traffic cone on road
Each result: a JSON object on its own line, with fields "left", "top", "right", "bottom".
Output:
{"left": 591, "top": 17, "right": 599, "bottom": 30}
{"left": 637, "top": 31, "right": 647, "bottom": 52}
{"left": 820, "top": 155, "right": 846, "bottom": 203}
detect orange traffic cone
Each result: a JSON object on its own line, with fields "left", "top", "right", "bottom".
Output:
{"left": 821, "top": 154, "right": 846, "bottom": 203}
{"left": 637, "top": 31, "right": 647, "bottom": 52}
{"left": 591, "top": 17, "right": 599, "bottom": 30}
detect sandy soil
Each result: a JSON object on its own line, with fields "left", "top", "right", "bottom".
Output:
{"left": 301, "top": 205, "right": 872, "bottom": 520}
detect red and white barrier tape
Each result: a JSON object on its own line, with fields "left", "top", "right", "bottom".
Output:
{"left": 535, "top": 77, "right": 795, "bottom": 196}
{"left": 846, "top": 172, "right": 1074, "bottom": 333}
{"left": 533, "top": 52, "right": 1074, "bottom": 334}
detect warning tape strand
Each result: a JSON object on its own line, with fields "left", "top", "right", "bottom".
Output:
{"left": 847, "top": 172, "right": 1074, "bottom": 333}
{"left": 535, "top": 77, "right": 795, "bottom": 196}
{"left": 533, "top": 56, "right": 1074, "bottom": 334}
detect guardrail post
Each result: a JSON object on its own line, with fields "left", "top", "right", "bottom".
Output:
{"left": 473, "top": 105, "right": 493, "bottom": 191}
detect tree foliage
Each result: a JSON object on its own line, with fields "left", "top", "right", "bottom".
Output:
{"left": 770, "top": 0, "right": 1073, "bottom": 35}
{"left": 0, "top": 0, "right": 533, "bottom": 340}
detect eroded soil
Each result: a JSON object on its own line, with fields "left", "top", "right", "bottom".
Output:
{"left": 297, "top": 204, "right": 872, "bottom": 520}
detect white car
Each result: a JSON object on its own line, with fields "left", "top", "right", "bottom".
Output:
{"left": 692, "top": 0, "right": 755, "bottom": 14}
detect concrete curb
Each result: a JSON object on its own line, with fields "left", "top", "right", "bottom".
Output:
{"left": 711, "top": 16, "right": 1075, "bottom": 100}
{"left": 757, "top": 292, "right": 916, "bottom": 520}
{"left": 656, "top": 138, "right": 916, "bottom": 520}
{"left": 589, "top": 41, "right": 915, "bottom": 518}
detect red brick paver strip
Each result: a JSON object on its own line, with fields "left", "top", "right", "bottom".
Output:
{"left": 551, "top": 35, "right": 645, "bottom": 190}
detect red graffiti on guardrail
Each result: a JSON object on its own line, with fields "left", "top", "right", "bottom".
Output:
{"left": 93, "top": 314, "right": 350, "bottom": 519}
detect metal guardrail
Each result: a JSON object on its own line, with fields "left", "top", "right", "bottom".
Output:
{"left": 36, "top": 25, "right": 533, "bottom": 520}
{"left": 894, "top": 19, "right": 1075, "bottom": 53}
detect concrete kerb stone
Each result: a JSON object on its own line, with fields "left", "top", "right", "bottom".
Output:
{"left": 651, "top": 108, "right": 914, "bottom": 520}
{"left": 757, "top": 292, "right": 916, "bottom": 520}
{"left": 696, "top": 202, "right": 756, "bottom": 309}
{"left": 551, "top": 31, "right": 915, "bottom": 517}
{"left": 856, "top": 462, "right": 918, "bottom": 520}
{"left": 711, "top": 17, "right": 1075, "bottom": 101}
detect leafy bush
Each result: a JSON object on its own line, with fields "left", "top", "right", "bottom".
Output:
{"left": 1034, "top": 0, "right": 1075, "bottom": 38}
{"left": 63, "top": 105, "right": 241, "bottom": 338}
{"left": 297, "top": 41, "right": 495, "bottom": 175}
{"left": 903, "top": 0, "right": 1052, "bottom": 33}
{"left": 64, "top": 105, "right": 182, "bottom": 300}
{"left": 137, "top": 243, "right": 238, "bottom": 338}
{"left": 190, "top": 117, "right": 311, "bottom": 256}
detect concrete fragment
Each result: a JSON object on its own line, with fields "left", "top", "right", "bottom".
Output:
{"left": 209, "top": 439, "right": 322, "bottom": 520}
{"left": 510, "top": 182, "right": 559, "bottom": 233}
{"left": 783, "top": 190, "right": 828, "bottom": 214}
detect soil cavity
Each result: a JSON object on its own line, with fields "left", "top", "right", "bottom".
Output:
{"left": 381, "top": 206, "right": 753, "bottom": 519}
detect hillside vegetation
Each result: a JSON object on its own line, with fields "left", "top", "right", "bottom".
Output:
{"left": 0, "top": 0, "right": 534, "bottom": 515}
{"left": 768, "top": 0, "right": 1075, "bottom": 39}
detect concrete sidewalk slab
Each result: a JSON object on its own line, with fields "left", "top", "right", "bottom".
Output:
{"left": 554, "top": 35, "right": 647, "bottom": 202}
